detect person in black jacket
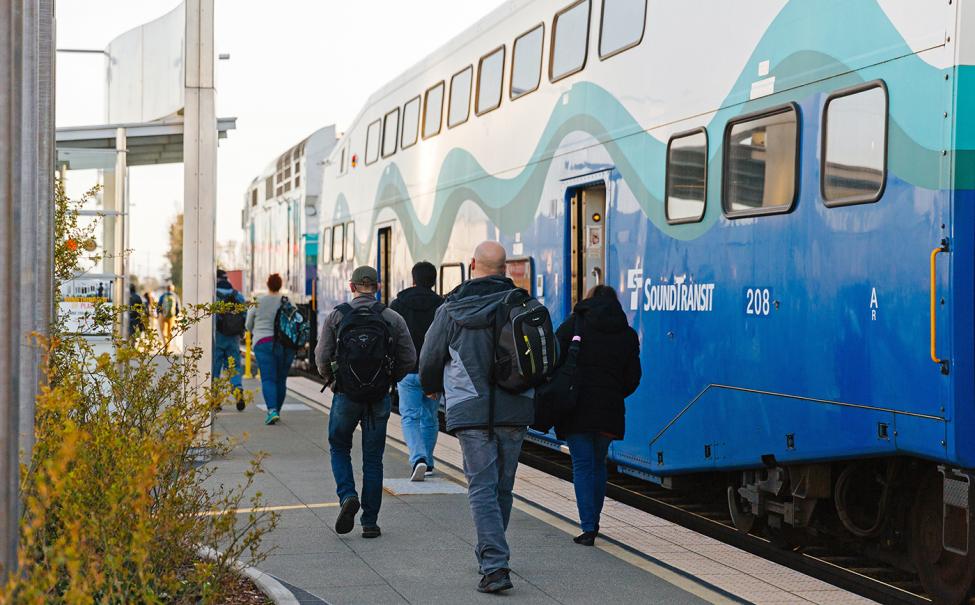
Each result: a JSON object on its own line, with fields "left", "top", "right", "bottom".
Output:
{"left": 555, "top": 284, "right": 641, "bottom": 546}
{"left": 390, "top": 261, "right": 444, "bottom": 481}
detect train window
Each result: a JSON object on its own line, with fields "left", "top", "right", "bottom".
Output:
{"left": 439, "top": 262, "right": 466, "bottom": 296}
{"left": 332, "top": 223, "right": 345, "bottom": 262}
{"left": 339, "top": 147, "right": 347, "bottom": 175}
{"left": 250, "top": 189, "right": 257, "bottom": 207}
{"left": 423, "top": 81, "right": 444, "bottom": 139}
{"left": 365, "top": 119, "right": 381, "bottom": 165}
{"left": 322, "top": 227, "right": 332, "bottom": 263}
{"left": 295, "top": 175, "right": 300, "bottom": 188}
{"left": 382, "top": 108, "right": 400, "bottom": 158}
{"left": 599, "top": 0, "right": 646, "bottom": 59}
{"left": 345, "top": 221, "right": 355, "bottom": 261}
{"left": 665, "top": 128, "right": 708, "bottom": 224}
{"left": 511, "top": 24, "right": 543, "bottom": 99}
{"left": 265, "top": 176, "right": 273, "bottom": 200}
{"left": 550, "top": 0, "right": 590, "bottom": 82}
{"left": 476, "top": 46, "right": 505, "bottom": 116}
{"left": 822, "top": 82, "right": 887, "bottom": 206}
{"left": 402, "top": 96, "right": 421, "bottom": 149}
{"left": 448, "top": 66, "right": 473, "bottom": 128}
{"left": 723, "top": 104, "right": 799, "bottom": 218}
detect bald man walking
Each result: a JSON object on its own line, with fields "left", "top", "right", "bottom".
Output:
{"left": 419, "top": 241, "right": 534, "bottom": 594}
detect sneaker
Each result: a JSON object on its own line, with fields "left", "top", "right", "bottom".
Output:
{"left": 573, "top": 531, "right": 597, "bottom": 546}
{"left": 361, "top": 525, "right": 382, "bottom": 539}
{"left": 264, "top": 410, "right": 280, "bottom": 425}
{"left": 477, "top": 569, "right": 513, "bottom": 593}
{"left": 410, "top": 460, "right": 427, "bottom": 482}
{"left": 424, "top": 466, "right": 435, "bottom": 477}
{"left": 235, "top": 396, "right": 246, "bottom": 411}
{"left": 335, "top": 496, "right": 360, "bottom": 535}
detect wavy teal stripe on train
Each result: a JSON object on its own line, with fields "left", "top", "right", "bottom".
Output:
{"left": 331, "top": 0, "right": 959, "bottom": 263}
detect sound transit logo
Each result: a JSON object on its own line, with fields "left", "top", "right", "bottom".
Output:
{"left": 626, "top": 268, "right": 715, "bottom": 313}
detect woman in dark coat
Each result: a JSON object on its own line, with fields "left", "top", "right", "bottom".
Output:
{"left": 555, "top": 285, "right": 641, "bottom": 545}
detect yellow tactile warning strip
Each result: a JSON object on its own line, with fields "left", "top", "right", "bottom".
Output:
{"left": 202, "top": 501, "right": 340, "bottom": 516}
{"left": 287, "top": 377, "right": 877, "bottom": 605}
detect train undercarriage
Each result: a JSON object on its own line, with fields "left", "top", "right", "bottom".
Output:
{"left": 724, "top": 458, "right": 975, "bottom": 604}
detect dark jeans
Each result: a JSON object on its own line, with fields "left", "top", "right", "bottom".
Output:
{"left": 253, "top": 341, "right": 295, "bottom": 412}
{"left": 328, "top": 393, "right": 391, "bottom": 528}
{"left": 212, "top": 332, "right": 243, "bottom": 391}
{"left": 565, "top": 432, "right": 613, "bottom": 533}
{"left": 456, "top": 427, "right": 527, "bottom": 575}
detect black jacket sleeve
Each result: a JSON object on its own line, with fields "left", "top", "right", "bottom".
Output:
{"left": 554, "top": 314, "right": 575, "bottom": 370}
{"left": 622, "top": 329, "right": 642, "bottom": 398}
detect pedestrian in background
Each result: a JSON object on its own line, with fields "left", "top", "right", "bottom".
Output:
{"left": 128, "top": 284, "right": 145, "bottom": 339}
{"left": 390, "top": 261, "right": 444, "bottom": 481}
{"left": 214, "top": 269, "right": 247, "bottom": 411}
{"left": 157, "top": 284, "right": 181, "bottom": 347}
{"left": 554, "top": 285, "right": 641, "bottom": 546}
{"left": 245, "top": 273, "right": 292, "bottom": 425}
{"left": 315, "top": 266, "right": 415, "bottom": 539}
{"left": 419, "top": 241, "right": 535, "bottom": 594}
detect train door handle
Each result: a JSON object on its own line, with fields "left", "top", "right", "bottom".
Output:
{"left": 930, "top": 240, "right": 950, "bottom": 375}
{"left": 591, "top": 267, "right": 602, "bottom": 285}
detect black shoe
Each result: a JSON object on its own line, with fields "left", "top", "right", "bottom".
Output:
{"left": 335, "top": 496, "right": 359, "bottom": 535}
{"left": 477, "top": 569, "right": 513, "bottom": 593}
{"left": 573, "top": 531, "right": 597, "bottom": 546}
{"left": 361, "top": 525, "right": 382, "bottom": 539}
{"left": 235, "top": 396, "right": 245, "bottom": 411}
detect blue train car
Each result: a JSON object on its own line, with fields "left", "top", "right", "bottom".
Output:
{"left": 313, "top": 2, "right": 975, "bottom": 600}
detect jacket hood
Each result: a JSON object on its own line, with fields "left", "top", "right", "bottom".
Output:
{"left": 394, "top": 286, "right": 442, "bottom": 311}
{"left": 574, "top": 294, "right": 628, "bottom": 333}
{"left": 445, "top": 275, "right": 516, "bottom": 329}
{"left": 216, "top": 278, "right": 234, "bottom": 293}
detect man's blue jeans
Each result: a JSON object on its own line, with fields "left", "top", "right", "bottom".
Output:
{"left": 328, "top": 393, "right": 391, "bottom": 528}
{"left": 456, "top": 427, "right": 527, "bottom": 575}
{"left": 212, "top": 332, "right": 243, "bottom": 391}
{"left": 253, "top": 341, "right": 295, "bottom": 412}
{"left": 565, "top": 432, "right": 613, "bottom": 533}
{"left": 397, "top": 373, "right": 439, "bottom": 468}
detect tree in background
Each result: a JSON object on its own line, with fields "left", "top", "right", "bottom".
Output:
{"left": 165, "top": 213, "right": 183, "bottom": 295}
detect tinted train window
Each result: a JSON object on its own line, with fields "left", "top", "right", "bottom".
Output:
{"left": 423, "top": 82, "right": 444, "bottom": 139}
{"left": 382, "top": 108, "right": 399, "bottom": 158}
{"left": 345, "top": 221, "right": 355, "bottom": 261}
{"left": 449, "top": 66, "right": 473, "bottom": 127}
{"left": 723, "top": 105, "right": 799, "bottom": 217}
{"left": 599, "top": 0, "right": 646, "bottom": 58}
{"left": 332, "top": 223, "right": 345, "bottom": 262}
{"left": 666, "top": 129, "right": 707, "bottom": 224}
{"left": 339, "top": 147, "right": 347, "bottom": 175}
{"left": 322, "top": 227, "right": 332, "bottom": 263}
{"left": 822, "top": 83, "right": 887, "bottom": 205}
{"left": 477, "top": 46, "right": 505, "bottom": 115}
{"left": 440, "top": 263, "right": 465, "bottom": 296}
{"left": 365, "top": 119, "right": 381, "bottom": 165}
{"left": 511, "top": 25, "right": 543, "bottom": 99}
{"left": 551, "top": 0, "right": 590, "bottom": 82}
{"left": 402, "top": 96, "right": 421, "bottom": 149}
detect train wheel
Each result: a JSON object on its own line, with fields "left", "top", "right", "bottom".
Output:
{"left": 727, "top": 485, "right": 759, "bottom": 534}
{"left": 911, "top": 471, "right": 975, "bottom": 605}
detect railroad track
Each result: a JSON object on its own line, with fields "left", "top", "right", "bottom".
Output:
{"left": 293, "top": 369, "right": 931, "bottom": 604}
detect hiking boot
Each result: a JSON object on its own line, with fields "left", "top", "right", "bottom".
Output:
{"left": 411, "top": 460, "right": 427, "bottom": 482}
{"left": 264, "top": 410, "right": 280, "bottom": 425}
{"left": 361, "top": 525, "right": 381, "bottom": 539}
{"left": 235, "top": 396, "right": 246, "bottom": 411}
{"left": 335, "top": 496, "right": 360, "bottom": 535}
{"left": 477, "top": 569, "right": 513, "bottom": 593}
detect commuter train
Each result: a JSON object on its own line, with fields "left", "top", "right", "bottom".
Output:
{"left": 311, "top": 1, "right": 975, "bottom": 601}
{"left": 242, "top": 125, "right": 337, "bottom": 367}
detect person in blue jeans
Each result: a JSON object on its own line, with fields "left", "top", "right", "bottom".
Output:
{"left": 245, "top": 273, "right": 295, "bottom": 425}
{"left": 314, "top": 266, "right": 416, "bottom": 539}
{"left": 554, "top": 285, "right": 642, "bottom": 546}
{"left": 214, "top": 269, "right": 247, "bottom": 411}
{"left": 390, "top": 262, "right": 444, "bottom": 480}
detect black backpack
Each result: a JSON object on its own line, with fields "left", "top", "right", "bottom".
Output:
{"left": 532, "top": 315, "right": 583, "bottom": 432}
{"left": 216, "top": 290, "right": 246, "bottom": 337}
{"left": 492, "top": 289, "right": 557, "bottom": 393}
{"left": 335, "top": 302, "right": 395, "bottom": 403}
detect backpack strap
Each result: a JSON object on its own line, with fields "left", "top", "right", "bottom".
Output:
{"left": 369, "top": 301, "right": 386, "bottom": 314}
{"left": 335, "top": 302, "right": 353, "bottom": 317}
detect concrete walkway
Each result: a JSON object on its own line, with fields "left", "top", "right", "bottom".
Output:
{"left": 207, "top": 377, "right": 722, "bottom": 605}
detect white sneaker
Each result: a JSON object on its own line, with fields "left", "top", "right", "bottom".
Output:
{"left": 411, "top": 461, "right": 427, "bottom": 482}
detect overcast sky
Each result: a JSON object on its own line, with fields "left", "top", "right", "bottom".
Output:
{"left": 55, "top": 0, "right": 505, "bottom": 280}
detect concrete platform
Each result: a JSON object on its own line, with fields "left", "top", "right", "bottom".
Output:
{"left": 208, "top": 377, "right": 732, "bottom": 604}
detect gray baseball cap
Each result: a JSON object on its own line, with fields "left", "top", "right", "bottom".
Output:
{"left": 351, "top": 265, "right": 379, "bottom": 286}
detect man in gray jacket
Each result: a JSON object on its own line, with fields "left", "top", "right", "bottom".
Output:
{"left": 315, "top": 266, "right": 416, "bottom": 539}
{"left": 419, "top": 241, "right": 532, "bottom": 594}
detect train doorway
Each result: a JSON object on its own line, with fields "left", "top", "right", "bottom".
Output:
{"left": 570, "top": 184, "right": 607, "bottom": 307}
{"left": 376, "top": 226, "right": 392, "bottom": 305}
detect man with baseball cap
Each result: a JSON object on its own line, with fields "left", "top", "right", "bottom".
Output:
{"left": 315, "top": 265, "right": 415, "bottom": 539}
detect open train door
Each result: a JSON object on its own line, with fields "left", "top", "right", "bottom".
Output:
{"left": 567, "top": 177, "right": 609, "bottom": 310}
{"left": 375, "top": 224, "right": 393, "bottom": 306}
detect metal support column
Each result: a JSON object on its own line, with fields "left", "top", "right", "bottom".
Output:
{"left": 183, "top": 0, "right": 216, "bottom": 439}
{"left": 112, "top": 128, "right": 128, "bottom": 336}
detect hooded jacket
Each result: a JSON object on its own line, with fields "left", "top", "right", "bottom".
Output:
{"left": 214, "top": 278, "right": 246, "bottom": 340}
{"left": 553, "top": 294, "right": 641, "bottom": 440}
{"left": 418, "top": 275, "right": 535, "bottom": 434}
{"left": 390, "top": 285, "right": 444, "bottom": 372}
